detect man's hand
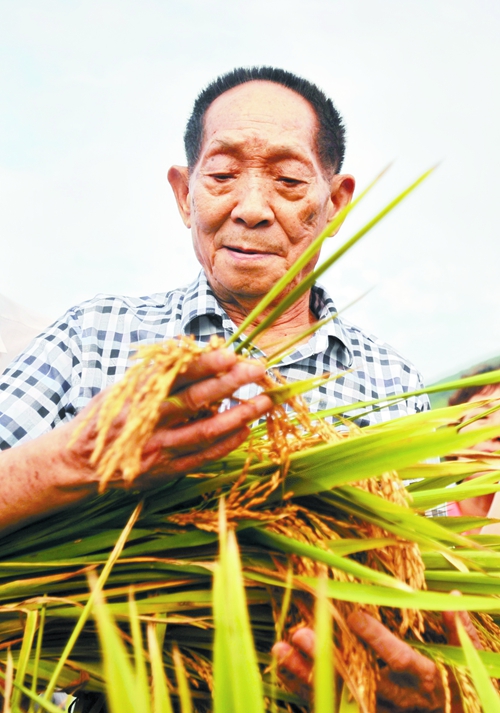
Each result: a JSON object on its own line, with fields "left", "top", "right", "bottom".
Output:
{"left": 0, "top": 348, "right": 272, "bottom": 531}
{"left": 273, "top": 609, "right": 482, "bottom": 712}
{"left": 66, "top": 348, "right": 272, "bottom": 488}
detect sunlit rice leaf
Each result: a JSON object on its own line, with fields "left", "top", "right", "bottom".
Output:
{"left": 264, "top": 372, "right": 347, "bottom": 406}
{"left": 404, "top": 461, "right": 500, "bottom": 492}
{"left": 315, "top": 373, "right": 500, "bottom": 422}
{"left": 314, "top": 577, "right": 334, "bottom": 713}
{"left": 172, "top": 646, "right": 193, "bottom": 713}
{"left": 411, "top": 483, "right": 500, "bottom": 512}
{"left": 91, "top": 580, "right": 145, "bottom": 713}
{"left": 265, "top": 287, "right": 373, "bottom": 367}
{"left": 282, "top": 421, "right": 500, "bottom": 502}
{"left": 213, "top": 503, "right": 265, "bottom": 713}
{"left": 147, "top": 622, "right": 174, "bottom": 713}
{"left": 300, "top": 577, "right": 500, "bottom": 612}
{"left": 413, "top": 643, "right": 500, "bottom": 678}
{"left": 431, "top": 517, "right": 500, "bottom": 532}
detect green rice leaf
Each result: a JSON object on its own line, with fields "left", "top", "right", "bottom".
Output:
{"left": 269, "top": 566, "right": 293, "bottom": 713}
{"left": 11, "top": 609, "right": 38, "bottom": 710}
{"left": 41, "top": 501, "right": 142, "bottom": 702}
{"left": 172, "top": 646, "right": 193, "bottom": 713}
{"left": 456, "top": 615, "right": 500, "bottom": 711}
{"left": 411, "top": 484, "right": 500, "bottom": 512}
{"left": 422, "top": 549, "right": 500, "bottom": 574}
{"left": 265, "top": 372, "right": 345, "bottom": 406}
{"left": 266, "top": 288, "right": 373, "bottom": 367}
{"left": 147, "top": 622, "right": 174, "bottom": 713}
{"left": 326, "top": 538, "right": 399, "bottom": 556}
{"left": 314, "top": 577, "right": 334, "bottom": 713}
{"left": 29, "top": 599, "right": 47, "bottom": 713}
{"left": 283, "top": 421, "right": 500, "bottom": 501}
{"left": 300, "top": 577, "right": 500, "bottom": 612}
{"left": 92, "top": 580, "right": 146, "bottom": 713}
{"left": 412, "top": 643, "right": 500, "bottom": 678}
{"left": 424, "top": 571, "right": 500, "bottom": 595}
{"left": 0, "top": 674, "right": 68, "bottom": 713}
{"left": 434, "top": 517, "right": 500, "bottom": 532}
{"left": 213, "top": 500, "right": 265, "bottom": 713}
{"left": 339, "top": 683, "right": 362, "bottom": 712}
{"left": 319, "top": 488, "right": 470, "bottom": 553}
{"left": 315, "top": 371, "right": 500, "bottom": 422}
{"left": 250, "top": 530, "right": 413, "bottom": 591}
{"left": 404, "top": 462, "right": 499, "bottom": 492}
{"left": 129, "top": 592, "right": 151, "bottom": 709}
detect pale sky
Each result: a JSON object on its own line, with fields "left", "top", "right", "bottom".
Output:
{"left": 1, "top": 0, "right": 499, "bottom": 382}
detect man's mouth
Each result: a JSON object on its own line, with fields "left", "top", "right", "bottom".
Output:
{"left": 224, "top": 245, "right": 272, "bottom": 256}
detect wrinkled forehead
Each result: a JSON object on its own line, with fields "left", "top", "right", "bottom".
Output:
{"left": 199, "top": 81, "right": 320, "bottom": 158}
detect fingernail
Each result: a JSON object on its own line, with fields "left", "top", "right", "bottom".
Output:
{"left": 347, "top": 611, "right": 369, "bottom": 630}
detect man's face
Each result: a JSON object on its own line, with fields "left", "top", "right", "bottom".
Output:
{"left": 169, "top": 81, "right": 354, "bottom": 306}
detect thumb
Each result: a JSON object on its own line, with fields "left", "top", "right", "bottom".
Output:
{"left": 442, "top": 591, "right": 482, "bottom": 649}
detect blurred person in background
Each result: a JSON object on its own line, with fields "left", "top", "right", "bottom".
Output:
{"left": 446, "top": 363, "right": 500, "bottom": 534}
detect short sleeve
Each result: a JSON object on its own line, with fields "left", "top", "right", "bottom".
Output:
{"left": 0, "top": 308, "right": 83, "bottom": 449}
{"left": 406, "top": 368, "right": 431, "bottom": 415}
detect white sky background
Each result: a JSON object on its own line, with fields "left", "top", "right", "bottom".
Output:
{"left": 0, "top": 0, "right": 499, "bottom": 383}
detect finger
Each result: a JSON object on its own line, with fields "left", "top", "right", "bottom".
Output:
{"left": 139, "top": 428, "right": 252, "bottom": 485}
{"left": 160, "top": 361, "right": 269, "bottom": 422}
{"left": 377, "top": 669, "right": 436, "bottom": 710}
{"left": 347, "top": 612, "right": 436, "bottom": 680}
{"left": 148, "top": 394, "right": 272, "bottom": 454}
{"left": 272, "top": 642, "right": 313, "bottom": 691}
{"left": 172, "top": 349, "right": 238, "bottom": 389}
{"left": 442, "top": 592, "right": 482, "bottom": 649}
{"left": 290, "top": 627, "right": 316, "bottom": 659}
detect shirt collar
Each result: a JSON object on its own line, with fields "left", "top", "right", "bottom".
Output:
{"left": 309, "top": 282, "right": 354, "bottom": 366}
{"left": 179, "top": 270, "right": 353, "bottom": 366}
{"left": 180, "top": 270, "right": 230, "bottom": 334}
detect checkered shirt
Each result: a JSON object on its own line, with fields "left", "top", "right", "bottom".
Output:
{"left": 0, "top": 271, "right": 429, "bottom": 451}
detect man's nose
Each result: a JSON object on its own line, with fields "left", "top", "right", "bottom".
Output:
{"left": 230, "top": 178, "right": 275, "bottom": 228}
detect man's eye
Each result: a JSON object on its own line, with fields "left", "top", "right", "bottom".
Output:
{"left": 210, "top": 173, "right": 234, "bottom": 182}
{"left": 278, "top": 177, "right": 303, "bottom": 186}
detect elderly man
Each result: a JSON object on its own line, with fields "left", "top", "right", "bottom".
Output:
{"left": 1, "top": 67, "right": 453, "bottom": 711}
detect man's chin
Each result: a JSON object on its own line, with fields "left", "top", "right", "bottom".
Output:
{"left": 218, "top": 282, "right": 274, "bottom": 303}
{"left": 210, "top": 266, "right": 284, "bottom": 303}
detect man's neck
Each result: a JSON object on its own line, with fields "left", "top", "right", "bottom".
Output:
{"left": 215, "top": 290, "right": 316, "bottom": 354}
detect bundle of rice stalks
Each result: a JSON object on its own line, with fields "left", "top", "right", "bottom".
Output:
{"left": 1, "top": 169, "right": 500, "bottom": 712}
{"left": 2, "top": 342, "right": 500, "bottom": 712}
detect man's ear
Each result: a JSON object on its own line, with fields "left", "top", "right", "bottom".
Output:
{"left": 168, "top": 166, "right": 191, "bottom": 228}
{"left": 327, "top": 174, "right": 356, "bottom": 236}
